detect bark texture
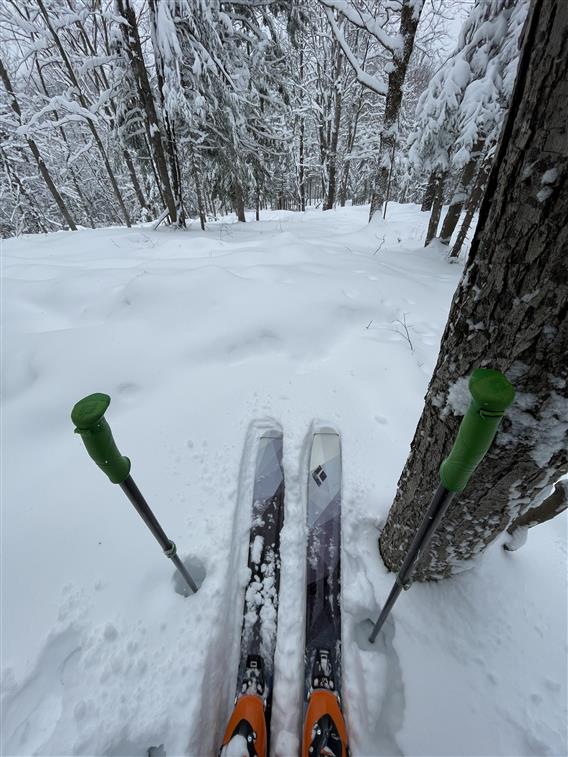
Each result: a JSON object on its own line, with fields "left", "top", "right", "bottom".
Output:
{"left": 379, "top": 0, "right": 568, "bottom": 581}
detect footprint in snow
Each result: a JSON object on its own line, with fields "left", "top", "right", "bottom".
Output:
{"left": 1, "top": 630, "right": 82, "bottom": 756}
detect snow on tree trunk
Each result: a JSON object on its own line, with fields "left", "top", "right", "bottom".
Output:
{"left": 424, "top": 171, "right": 446, "bottom": 246}
{"left": 504, "top": 480, "right": 567, "bottom": 551}
{"left": 379, "top": 0, "right": 568, "bottom": 581}
{"left": 369, "top": 0, "right": 424, "bottom": 221}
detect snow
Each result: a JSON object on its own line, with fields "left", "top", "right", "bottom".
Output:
{"left": 250, "top": 534, "right": 264, "bottom": 565}
{"left": 220, "top": 734, "right": 249, "bottom": 756}
{"left": 1, "top": 204, "right": 566, "bottom": 756}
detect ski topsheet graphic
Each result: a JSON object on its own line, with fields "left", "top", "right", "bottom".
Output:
{"left": 220, "top": 430, "right": 285, "bottom": 757}
{"left": 302, "top": 430, "right": 349, "bottom": 757}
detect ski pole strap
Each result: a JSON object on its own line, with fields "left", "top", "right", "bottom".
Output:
{"left": 439, "top": 368, "right": 515, "bottom": 493}
{"left": 71, "top": 393, "right": 131, "bottom": 484}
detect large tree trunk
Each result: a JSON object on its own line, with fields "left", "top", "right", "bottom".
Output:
{"left": 379, "top": 0, "right": 568, "bottom": 581}
{"left": 369, "top": 0, "right": 424, "bottom": 220}
{"left": 439, "top": 140, "right": 485, "bottom": 245}
{"left": 0, "top": 59, "right": 77, "bottom": 231}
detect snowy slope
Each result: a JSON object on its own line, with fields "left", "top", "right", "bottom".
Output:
{"left": 1, "top": 205, "right": 566, "bottom": 757}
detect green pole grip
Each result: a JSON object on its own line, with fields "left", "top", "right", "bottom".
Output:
{"left": 71, "top": 393, "right": 131, "bottom": 484}
{"left": 439, "top": 368, "right": 515, "bottom": 493}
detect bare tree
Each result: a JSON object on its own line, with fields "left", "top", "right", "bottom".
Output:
{"left": 114, "top": 0, "right": 179, "bottom": 225}
{"left": 34, "top": 0, "right": 131, "bottom": 227}
{"left": 320, "top": 0, "right": 425, "bottom": 220}
{"left": 0, "top": 58, "right": 77, "bottom": 231}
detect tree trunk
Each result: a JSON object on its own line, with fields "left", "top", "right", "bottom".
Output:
{"left": 379, "top": 0, "right": 568, "bottom": 581}
{"left": 424, "top": 171, "right": 446, "bottom": 246}
{"left": 369, "top": 0, "right": 425, "bottom": 220}
{"left": 1, "top": 144, "right": 49, "bottom": 233}
{"left": 339, "top": 88, "right": 364, "bottom": 207}
{"left": 323, "top": 45, "right": 343, "bottom": 211}
{"left": 123, "top": 148, "right": 150, "bottom": 217}
{"left": 0, "top": 59, "right": 77, "bottom": 231}
{"left": 190, "top": 147, "right": 206, "bottom": 230}
{"left": 449, "top": 157, "right": 492, "bottom": 258}
{"left": 298, "top": 44, "right": 306, "bottom": 212}
{"left": 233, "top": 184, "right": 246, "bottom": 222}
{"left": 115, "top": 0, "right": 177, "bottom": 225}
{"left": 439, "top": 141, "right": 485, "bottom": 245}
{"left": 148, "top": 0, "right": 185, "bottom": 226}
{"left": 421, "top": 171, "right": 437, "bottom": 211}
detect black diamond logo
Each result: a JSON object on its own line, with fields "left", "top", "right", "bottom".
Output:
{"left": 313, "top": 465, "right": 327, "bottom": 486}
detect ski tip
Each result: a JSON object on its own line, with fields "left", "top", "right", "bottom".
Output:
{"left": 310, "top": 421, "right": 340, "bottom": 437}
{"left": 260, "top": 429, "right": 283, "bottom": 439}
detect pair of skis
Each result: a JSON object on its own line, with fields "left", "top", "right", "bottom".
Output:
{"left": 220, "top": 428, "right": 349, "bottom": 757}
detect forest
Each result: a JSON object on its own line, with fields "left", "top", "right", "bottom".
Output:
{"left": 1, "top": 1, "right": 567, "bottom": 756}
{"left": 2, "top": 0, "right": 526, "bottom": 255}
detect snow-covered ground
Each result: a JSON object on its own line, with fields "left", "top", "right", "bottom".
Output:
{"left": 2, "top": 204, "right": 566, "bottom": 757}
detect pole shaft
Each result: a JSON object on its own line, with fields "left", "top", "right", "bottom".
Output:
{"left": 171, "top": 554, "right": 198, "bottom": 594}
{"left": 120, "top": 475, "right": 172, "bottom": 551}
{"left": 369, "top": 484, "right": 456, "bottom": 642}
{"left": 120, "top": 475, "right": 197, "bottom": 594}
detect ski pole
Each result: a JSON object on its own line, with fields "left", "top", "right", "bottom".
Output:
{"left": 71, "top": 393, "right": 198, "bottom": 594}
{"left": 369, "top": 368, "right": 514, "bottom": 643}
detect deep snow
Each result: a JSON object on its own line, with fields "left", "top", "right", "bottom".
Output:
{"left": 1, "top": 204, "right": 566, "bottom": 757}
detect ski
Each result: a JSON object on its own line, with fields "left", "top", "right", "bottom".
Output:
{"left": 302, "top": 430, "right": 349, "bottom": 757}
{"left": 220, "top": 430, "right": 285, "bottom": 757}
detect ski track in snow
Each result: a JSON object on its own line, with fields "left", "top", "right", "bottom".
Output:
{"left": 1, "top": 204, "right": 566, "bottom": 756}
